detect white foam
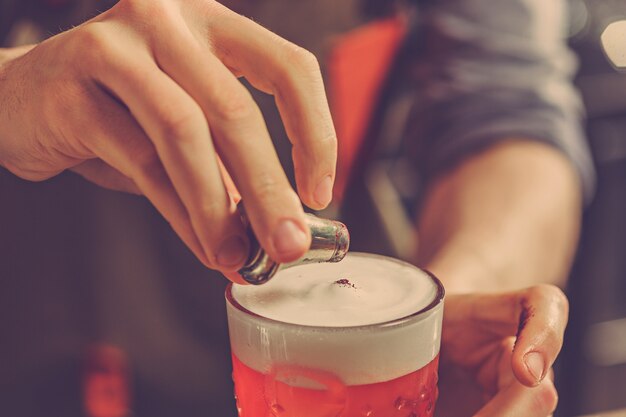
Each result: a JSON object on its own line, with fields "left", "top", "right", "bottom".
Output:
{"left": 227, "top": 253, "right": 444, "bottom": 385}
{"left": 232, "top": 253, "right": 438, "bottom": 327}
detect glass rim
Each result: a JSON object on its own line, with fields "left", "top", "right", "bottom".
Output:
{"left": 225, "top": 252, "right": 445, "bottom": 331}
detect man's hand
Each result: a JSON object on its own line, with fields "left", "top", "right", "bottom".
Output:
{"left": 436, "top": 285, "right": 568, "bottom": 416}
{"left": 0, "top": 0, "right": 337, "bottom": 281}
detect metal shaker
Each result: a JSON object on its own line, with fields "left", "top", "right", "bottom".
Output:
{"left": 237, "top": 208, "right": 350, "bottom": 285}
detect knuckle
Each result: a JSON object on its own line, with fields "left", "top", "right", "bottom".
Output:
{"left": 158, "top": 108, "right": 203, "bottom": 141}
{"left": 212, "top": 91, "right": 256, "bottom": 122}
{"left": 111, "top": 0, "right": 181, "bottom": 35}
{"left": 114, "top": 0, "right": 163, "bottom": 21}
{"left": 71, "top": 24, "right": 115, "bottom": 68}
{"left": 320, "top": 127, "right": 339, "bottom": 147}
{"left": 202, "top": 0, "right": 230, "bottom": 20}
{"left": 73, "top": 24, "right": 109, "bottom": 54}
{"left": 528, "top": 284, "right": 570, "bottom": 313}
{"left": 114, "top": 0, "right": 144, "bottom": 15}
{"left": 283, "top": 43, "right": 320, "bottom": 75}
{"left": 254, "top": 173, "right": 281, "bottom": 198}
{"left": 197, "top": 201, "right": 229, "bottom": 223}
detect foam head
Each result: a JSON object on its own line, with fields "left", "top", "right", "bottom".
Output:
{"left": 232, "top": 253, "right": 438, "bottom": 327}
{"left": 226, "top": 253, "right": 444, "bottom": 385}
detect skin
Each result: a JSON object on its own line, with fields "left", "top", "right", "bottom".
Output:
{"left": 417, "top": 139, "right": 582, "bottom": 293}
{"left": 0, "top": 1, "right": 577, "bottom": 414}
{"left": 415, "top": 140, "right": 580, "bottom": 414}
{"left": 438, "top": 285, "right": 568, "bottom": 417}
{"left": 0, "top": 0, "right": 338, "bottom": 284}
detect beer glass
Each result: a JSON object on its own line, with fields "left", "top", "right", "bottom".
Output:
{"left": 226, "top": 253, "right": 445, "bottom": 417}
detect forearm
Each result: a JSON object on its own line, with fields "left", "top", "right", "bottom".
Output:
{"left": 416, "top": 140, "right": 582, "bottom": 293}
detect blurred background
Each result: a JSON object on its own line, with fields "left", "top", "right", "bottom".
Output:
{"left": 0, "top": 1, "right": 625, "bottom": 416}
{"left": 560, "top": 1, "right": 626, "bottom": 416}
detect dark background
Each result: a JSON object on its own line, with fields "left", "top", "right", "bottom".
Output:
{"left": 560, "top": 1, "right": 626, "bottom": 415}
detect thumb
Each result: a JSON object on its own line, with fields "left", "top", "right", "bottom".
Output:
{"left": 473, "top": 378, "right": 558, "bottom": 417}
{"left": 510, "top": 285, "right": 569, "bottom": 387}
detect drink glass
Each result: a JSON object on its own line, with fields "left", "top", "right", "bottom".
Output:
{"left": 225, "top": 252, "right": 445, "bottom": 417}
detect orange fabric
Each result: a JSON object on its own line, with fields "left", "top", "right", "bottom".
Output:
{"left": 328, "top": 18, "right": 406, "bottom": 199}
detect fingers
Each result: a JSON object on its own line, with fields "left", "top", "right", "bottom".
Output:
{"left": 66, "top": 4, "right": 329, "bottom": 271}
{"left": 445, "top": 285, "right": 568, "bottom": 388}
{"left": 86, "top": 30, "right": 254, "bottom": 272}
{"left": 199, "top": 1, "right": 337, "bottom": 209}
{"left": 510, "top": 285, "right": 569, "bottom": 387}
{"left": 148, "top": 14, "right": 310, "bottom": 263}
{"left": 473, "top": 378, "right": 558, "bottom": 417}
{"left": 71, "top": 159, "right": 141, "bottom": 195}
{"left": 63, "top": 71, "right": 208, "bottom": 266}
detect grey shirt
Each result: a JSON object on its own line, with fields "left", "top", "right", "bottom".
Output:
{"left": 407, "top": 0, "right": 594, "bottom": 201}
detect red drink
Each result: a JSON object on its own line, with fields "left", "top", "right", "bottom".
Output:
{"left": 232, "top": 353, "right": 439, "bottom": 417}
{"left": 226, "top": 253, "right": 444, "bottom": 417}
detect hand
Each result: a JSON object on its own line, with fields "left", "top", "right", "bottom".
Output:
{"left": 436, "top": 285, "right": 568, "bottom": 416}
{"left": 0, "top": 0, "right": 337, "bottom": 281}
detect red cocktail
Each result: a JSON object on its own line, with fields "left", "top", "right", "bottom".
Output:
{"left": 226, "top": 253, "right": 444, "bottom": 417}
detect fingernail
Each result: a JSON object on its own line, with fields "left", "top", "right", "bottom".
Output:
{"left": 272, "top": 219, "right": 308, "bottom": 257}
{"left": 524, "top": 352, "right": 546, "bottom": 384}
{"left": 314, "top": 176, "right": 333, "bottom": 207}
{"left": 217, "top": 236, "right": 248, "bottom": 268}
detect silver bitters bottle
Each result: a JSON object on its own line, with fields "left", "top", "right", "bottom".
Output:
{"left": 237, "top": 210, "right": 350, "bottom": 285}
